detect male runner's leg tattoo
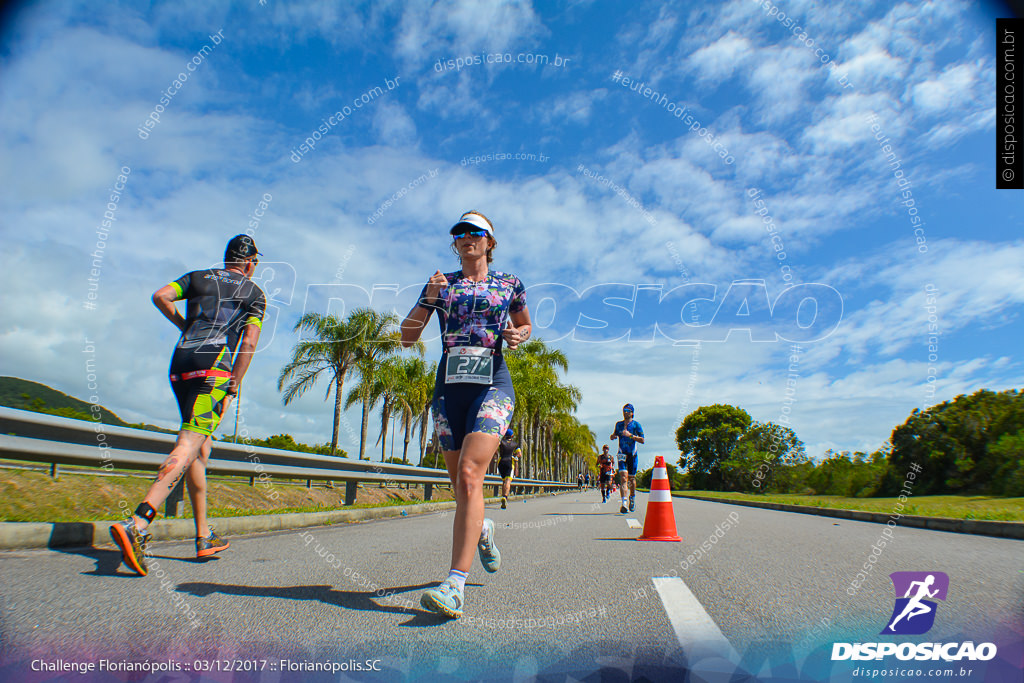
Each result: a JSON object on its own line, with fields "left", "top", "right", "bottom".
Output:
{"left": 157, "top": 457, "right": 179, "bottom": 480}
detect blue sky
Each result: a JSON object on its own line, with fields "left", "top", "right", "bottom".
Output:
{"left": 1, "top": 0, "right": 1021, "bottom": 471}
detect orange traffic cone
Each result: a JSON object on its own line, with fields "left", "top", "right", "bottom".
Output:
{"left": 638, "top": 455, "right": 682, "bottom": 542}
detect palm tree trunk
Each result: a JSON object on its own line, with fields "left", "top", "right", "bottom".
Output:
{"left": 524, "top": 417, "right": 532, "bottom": 478}
{"left": 380, "top": 405, "right": 391, "bottom": 462}
{"left": 539, "top": 433, "right": 545, "bottom": 478}
{"left": 359, "top": 394, "right": 370, "bottom": 460}
{"left": 536, "top": 421, "right": 542, "bottom": 478}
{"left": 331, "top": 374, "right": 344, "bottom": 454}
{"left": 518, "top": 417, "right": 527, "bottom": 478}
{"left": 402, "top": 409, "right": 412, "bottom": 465}
{"left": 418, "top": 409, "right": 429, "bottom": 465}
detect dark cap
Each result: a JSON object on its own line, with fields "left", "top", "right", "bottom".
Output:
{"left": 225, "top": 234, "right": 261, "bottom": 262}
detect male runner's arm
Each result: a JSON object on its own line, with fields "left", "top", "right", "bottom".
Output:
{"left": 631, "top": 422, "right": 645, "bottom": 444}
{"left": 152, "top": 284, "right": 187, "bottom": 332}
{"left": 610, "top": 421, "right": 621, "bottom": 441}
{"left": 226, "top": 323, "right": 261, "bottom": 395}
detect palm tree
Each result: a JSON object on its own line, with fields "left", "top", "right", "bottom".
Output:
{"left": 506, "top": 339, "right": 581, "bottom": 481}
{"left": 416, "top": 361, "right": 438, "bottom": 465}
{"left": 551, "top": 412, "right": 596, "bottom": 481}
{"left": 391, "top": 355, "right": 433, "bottom": 465}
{"left": 345, "top": 355, "right": 400, "bottom": 462}
{"left": 345, "top": 309, "right": 413, "bottom": 460}
{"left": 277, "top": 312, "right": 360, "bottom": 454}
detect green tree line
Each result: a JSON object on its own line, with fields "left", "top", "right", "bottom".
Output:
{"left": 674, "top": 389, "right": 1024, "bottom": 497}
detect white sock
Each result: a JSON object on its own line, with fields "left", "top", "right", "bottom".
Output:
{"left": 447, "top": 569, "right": 468, "bottom": 591}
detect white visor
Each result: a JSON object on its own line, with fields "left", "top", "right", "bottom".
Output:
{"left": 449, "top": 212, "right": 494, "bottom": 237}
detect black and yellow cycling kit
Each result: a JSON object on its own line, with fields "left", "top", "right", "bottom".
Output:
{"left": 166, "top": 268, "right": 265, "bottom": 435}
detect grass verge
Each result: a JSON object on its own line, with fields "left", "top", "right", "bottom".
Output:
{"left": 0, "top": 463, "right": 455, "bottom": 523}
{"left": 672, "top": 490, "right": 1024, "bottom": 521}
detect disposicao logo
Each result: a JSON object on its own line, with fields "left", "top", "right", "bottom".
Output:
{"left": 881, "top": 571, "right": 948, "bottom": 635}
{"left": 831, "top": 571, "right": 997, "bottom": 662}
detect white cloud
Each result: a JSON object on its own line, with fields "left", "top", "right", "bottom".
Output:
{"left": 372, "top": 101, "right": 419, "bottom": 146}
{"left": 748, "top": 45, "right": 819, "bottom": 124}
{"left": 911, "top": 62, "right": 981, "bottom": 114}
{"left": 537, "top": 89, "right": 608, "bottom": 125}
{"left": 687, "top": 31, "right": 754, "bottom": 84}
{"left": 395, "top": 0, "right": 544, "bottom": 67}
{"left": 817, "top": 239, "right": 1024, "bottom": 362}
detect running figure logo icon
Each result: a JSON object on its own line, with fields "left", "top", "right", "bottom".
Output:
{"left": 881, "top": 571, "right": 949, "bottom": 635}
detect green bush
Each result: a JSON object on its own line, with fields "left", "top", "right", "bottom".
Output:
{"left": 637, "top": 463, "right": 684, "bottom": 490}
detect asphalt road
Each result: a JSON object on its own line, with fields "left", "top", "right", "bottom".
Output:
{"left": 0, "top": 491, "right": 1021, "bottom": 682}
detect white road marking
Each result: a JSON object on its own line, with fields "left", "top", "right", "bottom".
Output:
{"left": 652, "top": 576, "right": 737, "bottom": 658}
{"left": 626, "top": 518, "right": 642, "bottom": 529}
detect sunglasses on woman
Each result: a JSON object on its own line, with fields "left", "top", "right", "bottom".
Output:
{"left": 453, "top": 229, "right": 489, "bottom": 240}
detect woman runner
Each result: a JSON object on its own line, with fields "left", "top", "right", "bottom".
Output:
{"left": 401, "top": 210, "right": 531, "bottom": 618}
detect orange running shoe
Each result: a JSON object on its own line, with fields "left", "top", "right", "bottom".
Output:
{"left": 110, "top": 520, "right": 150, "bottom": 576}
{"left": 196, "top": 529, "right": 230, "bottom": 558}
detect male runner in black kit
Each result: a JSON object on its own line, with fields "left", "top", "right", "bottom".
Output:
{"left": 109, "top": 235, "right": 266, "bottom": 576}
{"left": 597, "top": 445, "right": 614, "bottom": 503}
{"left": 497, "top": 428, "right": 521, "bottom": 509}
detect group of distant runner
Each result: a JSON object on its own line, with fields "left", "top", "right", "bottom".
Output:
{"left": 106, "top": 210, "right": 646, "bottom": 620}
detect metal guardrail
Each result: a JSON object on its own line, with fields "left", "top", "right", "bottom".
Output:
{"left": 0, "top": 407, "right": 575, "bottom": 515}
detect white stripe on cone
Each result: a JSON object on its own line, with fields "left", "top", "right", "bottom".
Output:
{"left": 648, "top": 489, "right": 673, "bottom": 503}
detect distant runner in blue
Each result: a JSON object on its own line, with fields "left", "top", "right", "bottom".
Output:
{"left": 610, "top": 403, "right": 644, "bottom": 513}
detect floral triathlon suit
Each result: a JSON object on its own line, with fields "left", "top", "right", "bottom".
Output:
{"left": 420, "top": 270, "right": 527, "bottom": 451}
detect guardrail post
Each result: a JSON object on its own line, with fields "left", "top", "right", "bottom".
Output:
{"left": 165, "top": 480, "right": 185, "bottom": 518}
{"left": 50, "top": 463, "right": 59, "bottom": 479}
{"left": 306, "top": 479, "right": 312, "bottom": 489}
{"left": 345, "top": 481, "right": 358, "bottom": 506}
{"left": 249, "top": 476, "right": 255, "bottom": 487}
{"left": 424, "top": 483, "right": 433, "bottom": 501}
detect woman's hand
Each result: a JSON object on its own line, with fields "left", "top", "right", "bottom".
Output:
{"left": 502, "top": 325, "right": 522, "bottom": 349}
{"left": 424, "top": 270, "right": 446, "bottom": 300}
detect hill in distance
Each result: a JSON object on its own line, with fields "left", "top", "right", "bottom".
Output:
{"left": 0, "top": 376, "right": 175, "bottom": 433}
{"left": 0, "top": 376, "right": 342, "bottom": 451}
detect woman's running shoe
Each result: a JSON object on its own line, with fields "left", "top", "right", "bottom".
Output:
{"left": 478, "top": 518, "right": 501, "bottom": 572}
{"left": 420, "top": 579, "right": 464, "bottom": 618}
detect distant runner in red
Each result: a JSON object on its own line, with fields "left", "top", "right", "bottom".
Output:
{"left": 597, "top": 445, "right": 614, "bottom": 503}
